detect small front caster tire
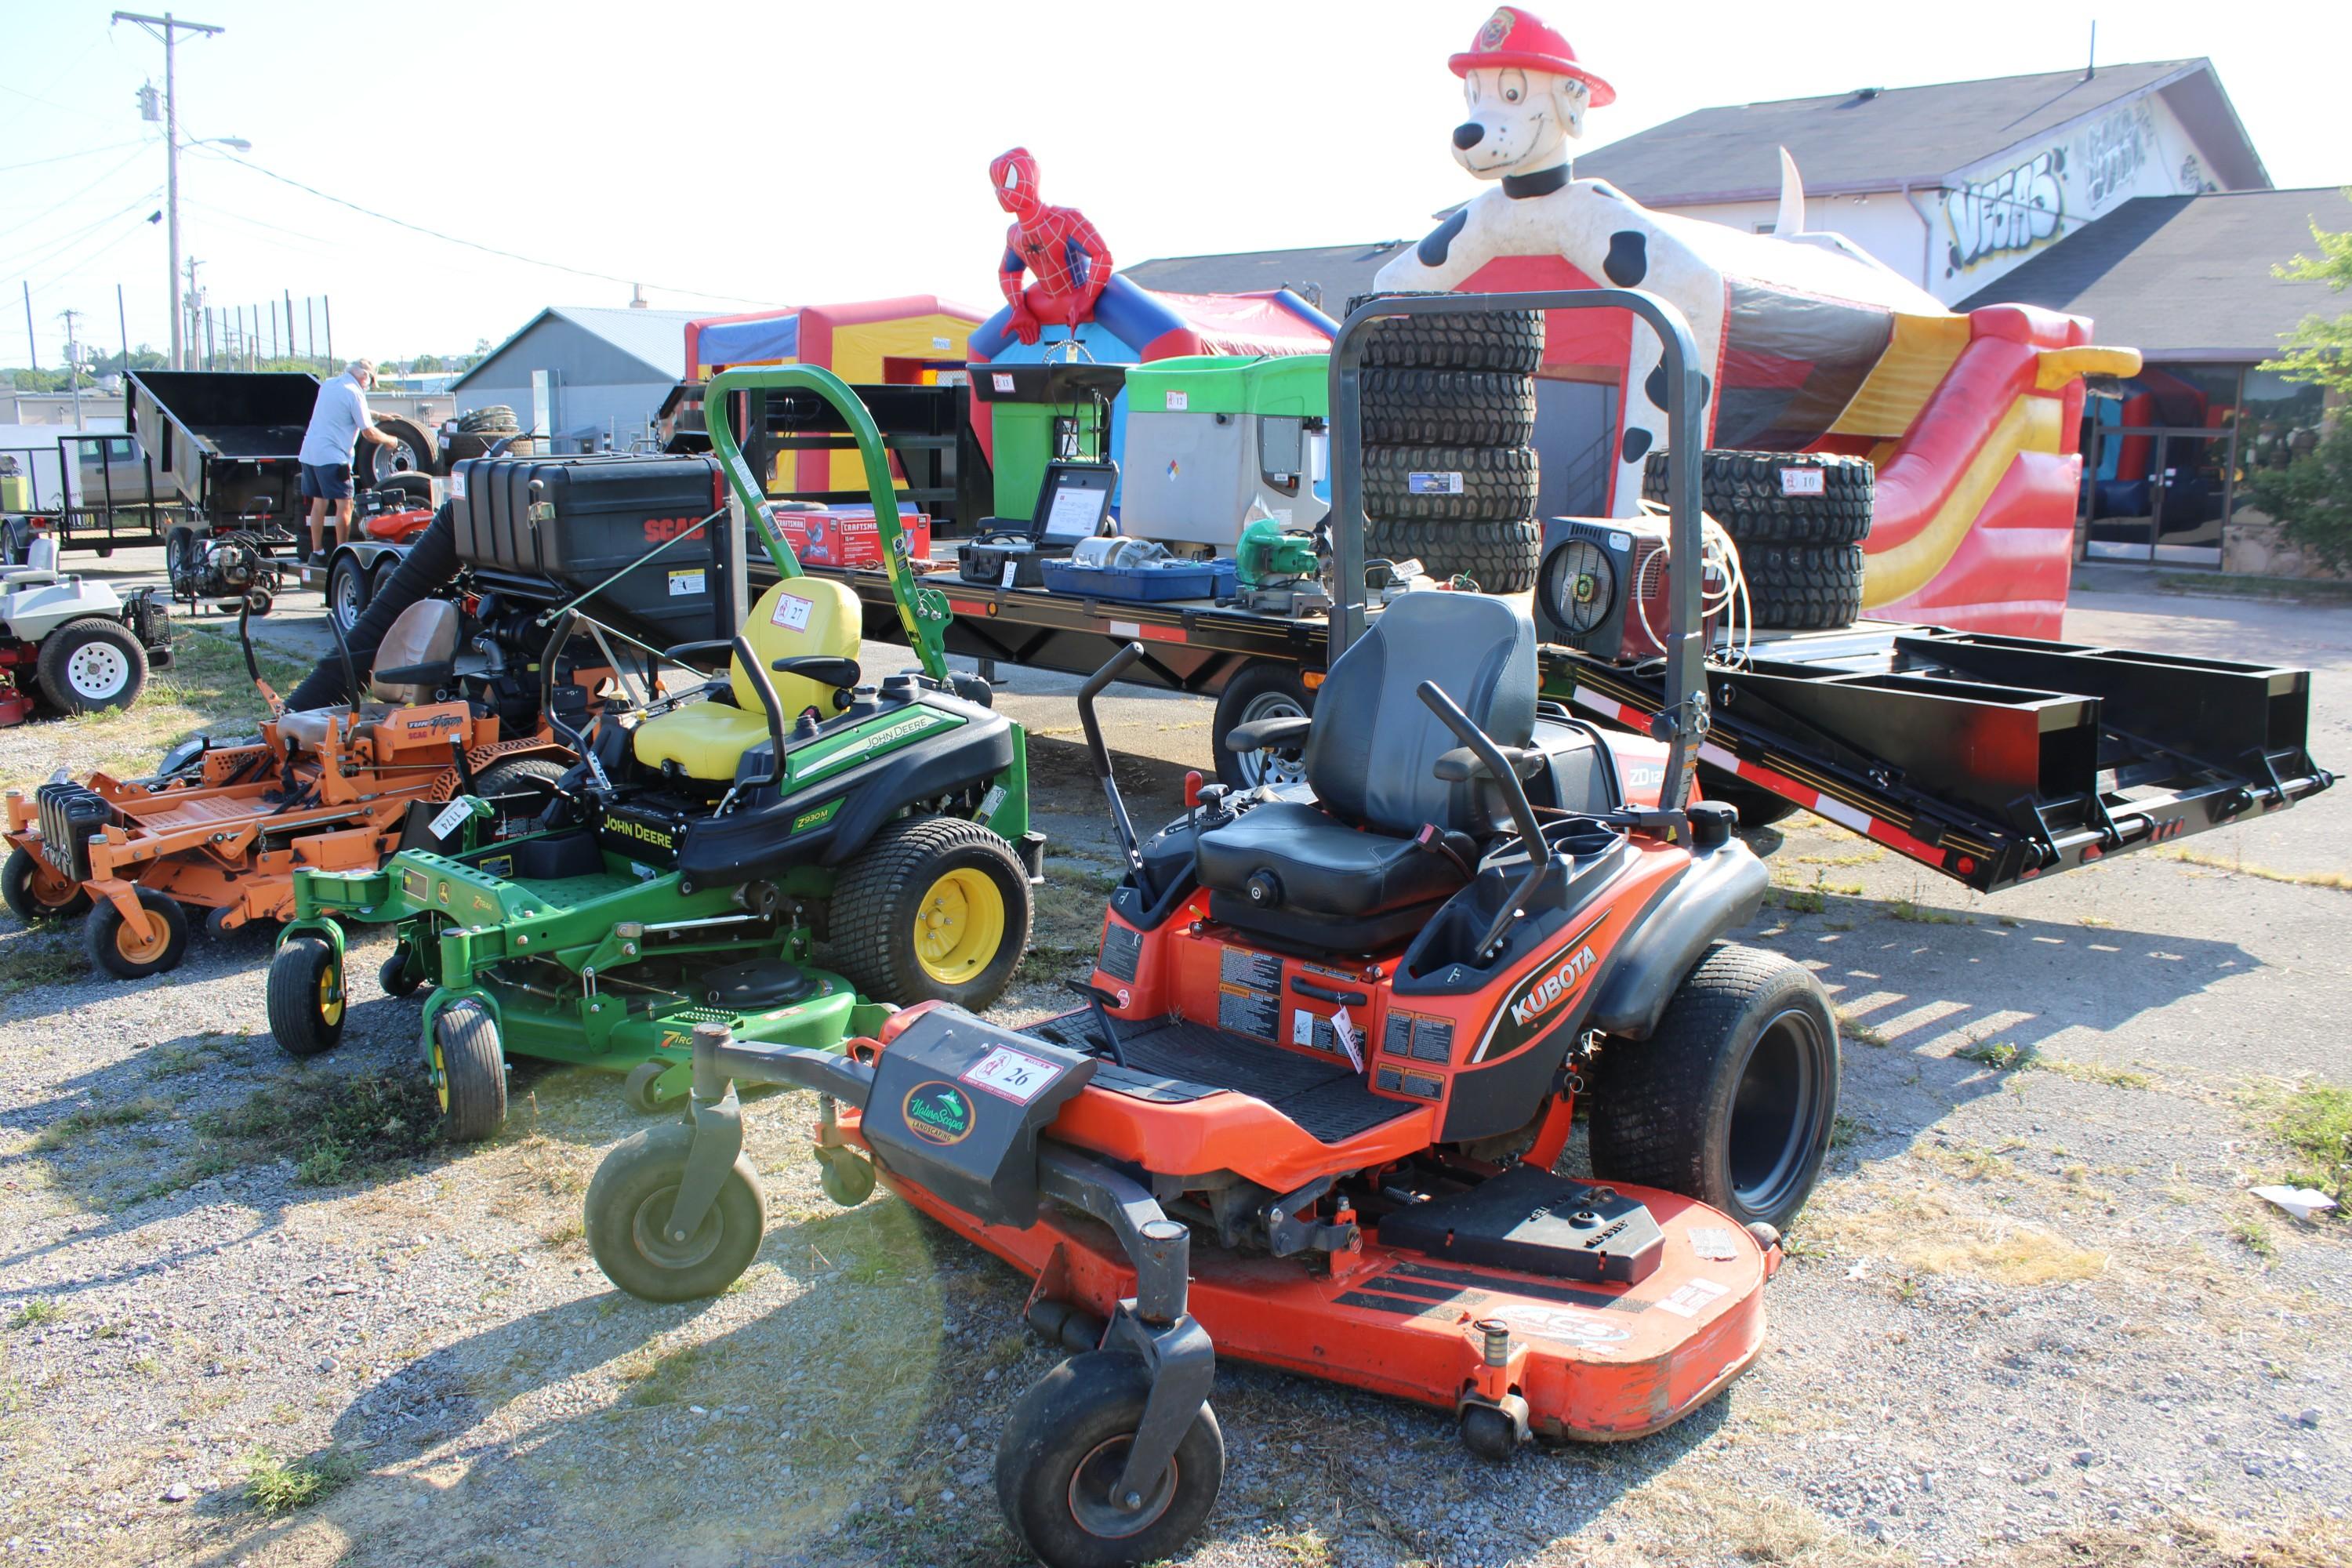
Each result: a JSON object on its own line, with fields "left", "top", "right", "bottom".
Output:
{"left": 815, "top": 1145, "right": 876, "bottom": 1207}
{"left": 267, "top": 935, "right": 346, "bottom": 1058}
{"left": 585, "top": 1121, "right": 767, "bottom": 1302}
{"left": 85, "top": 887, "right": 190, "bottom": 979}
{"left": 430, "top": 1000, "right": 506, "bottom": 1142}
{"left": 1460, "top": 1403, "right": 1520, "bottom": 1462}
{"left": 995, "top": 1351, "right": 1224, "bottom": 1568}
{"left": 621, "top": 1058, "right": 683, "bottom": 1115}
{"left": 379, "top": 949, "right": 421, "bottom": 997}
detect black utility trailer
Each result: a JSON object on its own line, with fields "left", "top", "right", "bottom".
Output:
{"left": 0, "top": 430, "right": 183, "bottom": 561}
{"left": 125, "top": 370, "right": 325, "bottom": 611}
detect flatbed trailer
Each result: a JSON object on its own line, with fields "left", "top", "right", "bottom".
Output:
{"left": 741, "top": 287, "right": 2333, "bottom": 897}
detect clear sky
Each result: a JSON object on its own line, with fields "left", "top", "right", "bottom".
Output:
{"left": 4, "top": 0, "right": 2347, "bottom": 367}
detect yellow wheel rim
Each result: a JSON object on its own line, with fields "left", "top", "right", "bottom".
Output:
{"left": 430, "top": 1039, "right": 449, "bottom": 1112}
{"left": 116, "top": 912, "right": 171, "bottom": 963}
{"left": 318, "top": 964, "right": 344, "bottom": 1027}
{"left": 913, "top": 867, "right": 1005, "bottom": 989}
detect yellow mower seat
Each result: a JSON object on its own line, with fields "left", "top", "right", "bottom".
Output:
{"left": 633, "top": 579, "right": 862, "bottom": 781}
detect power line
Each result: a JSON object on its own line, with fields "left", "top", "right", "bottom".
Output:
{"left": 0, "top": 189, "right": 162, "bottom": 278}
{"left": 199, "top": 147, "right": 785, "bottom": 308}
{"left": 0, "top": 138, "right": 150, "bottom": 175}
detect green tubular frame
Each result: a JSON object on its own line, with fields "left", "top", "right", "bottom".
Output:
{"left": 704, "top": 364, "right": 953, "bottom": 681}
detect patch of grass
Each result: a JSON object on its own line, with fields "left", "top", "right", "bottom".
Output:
{"left": 538, "top": 1216, "right": 584, "bottom": 1250}
{"left": 1795, "top": 849, "right": 1884, "bottom": 867}
{"left": 129, "top": 1356, "right": 160, "bottom": 1376}
{"left": 30, "top": 1093, "right": 172, "bottom": 1151}
{"left": 7, "top": 1300, "right": 60, "bottom": 1330}
{"left": 1886, "top": 897, "right": 1958, "bottom": 924}
{"left": 244, "top": 1446, "right": 356, "bottom": 1516}
{"left": 1837, "top": 1012, "right": 1891, "bottom": 1048}
{"left": 1828, "top": 1114, "right": 1865, "bottom": 1151}
{"left": 144, "top": 1036, "right": 237, "bottom": 1078}
{"left": 193, "top": 1070, "right": 441, "bottom": 1187}
{"left": 2156, "top": 847, "right": 2352, "bottom": 893}
{"left": 2230, "top": 1216, "right": 2276, "bottom": 1259}
{"left": 1269, "top": 1528, "right": 1334, "bottom": 1566}
{"left": 2150, "top": 570, "right": 2352, "bottom": 607}
{"left": 0, "top": 937, "right": 90, "bottom": 996}
{"left": 2003, "top": 1511, "right": 2352, "bottom": 1568}
{"left": 1955, "top": 1040, "right": 2153, "bottom": 1090}
{"left": 620, "top": 1342, "right": 720, "bottom": 1407}
{"left": 2078, "top": 915, "right": 2116, "bottom": 928}
{"left": 1958, "top": 1040, "right": 2028, "bottom": 1069}
{"left": 2270, "top": 1082, "right": 2352, "bottom": 1205}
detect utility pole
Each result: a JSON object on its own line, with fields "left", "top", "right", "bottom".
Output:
{"left": 112, "top": 11, "right": 225, "bottom": 371}
{"left": 60, "top": 310, "right": 86, "bottom": 430}
{"left": 183, "top": 257, "right": 201, "bottom": 363}
{"left": 117, "top": 283, "right": 130, "bottom": 373}
{"left": 20, "top": 283, "right": 34, "bottom": 371}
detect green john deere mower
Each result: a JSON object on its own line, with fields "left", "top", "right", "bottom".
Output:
{"left": 265, "top": 365, "right": 1040, "bottom": 1139}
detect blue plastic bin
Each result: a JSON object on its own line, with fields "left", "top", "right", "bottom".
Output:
{"left": 1037, "top": 557, "right": 1238, "bottom": 603}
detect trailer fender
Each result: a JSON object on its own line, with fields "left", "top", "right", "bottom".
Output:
{"left": 1585, "top": 839, "right": 1768, "bottom": 1041}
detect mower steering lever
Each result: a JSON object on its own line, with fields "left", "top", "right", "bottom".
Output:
{"left": 1079, "top": 643, "right": 1146, "bottom": 869}
{"left": 1417, "top": 681, "right": 1559, "bottom": 961}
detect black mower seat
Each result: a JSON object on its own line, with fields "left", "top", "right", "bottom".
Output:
{"left": 1197, "top": 590, "right": 1537, "bottom": 952}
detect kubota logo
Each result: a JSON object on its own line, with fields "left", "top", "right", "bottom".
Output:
{"left": 1508, "top": 943, "right": 1599, "bottom": 1029}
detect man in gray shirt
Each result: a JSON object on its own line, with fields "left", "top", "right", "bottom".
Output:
{"left": 298, "top": 358, "right": 401, "bottom": 559}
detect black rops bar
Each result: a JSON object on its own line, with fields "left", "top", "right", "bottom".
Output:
{"left": 1327, "top": 289, "right": 1711, "bottom": 812}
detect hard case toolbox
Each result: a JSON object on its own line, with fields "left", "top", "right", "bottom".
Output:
{"left": 1036, "top": 557, "right": 1237, "bottom": 603}
{"left": 956, "top": 460, "right": 1117, "bottom": 589}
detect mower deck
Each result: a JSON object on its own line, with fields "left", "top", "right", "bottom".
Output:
{"left": 883, "top": 1163, "right": 1769, "bottom": 1441}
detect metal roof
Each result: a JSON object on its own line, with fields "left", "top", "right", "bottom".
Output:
{"left": 452, "top": 306, "right": 702, "bottom": 390}
{"left": 1121, "top": 242, "right": 1413, "bottom": 314}
{"left": 1957, "top": 189, "right": 2352, "bottom": 361}
{"left": 1571, "top": 59, "right": 2267, "bottom": 205}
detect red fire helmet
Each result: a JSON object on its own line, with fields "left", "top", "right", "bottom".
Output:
{"left": 1449, "top": 7, "right": 1616, "bottom": 107}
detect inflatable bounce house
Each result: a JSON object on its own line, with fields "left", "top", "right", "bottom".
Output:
{"left": 967, "top": 147, "right": 1335, "bottom": 516}
{"left": 1372, "top": 8, "right": 2140, "bottom": 637}
{"left": 683, "top": 296, "right": 987, "bottom": 492}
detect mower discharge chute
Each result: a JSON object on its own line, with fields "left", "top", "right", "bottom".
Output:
{"left": 585, "top": 294, "right": 1839, "bottom": 1567}
{"left": 267, "top": 365, "right": 1042, "bottom": 1142}
{"left": 2, "top": 592, "right": 580, "bottom": 979}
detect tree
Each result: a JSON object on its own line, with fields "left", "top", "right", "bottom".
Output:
{"left": 2245, "top": 190, "right": 2352, "bottom": 571}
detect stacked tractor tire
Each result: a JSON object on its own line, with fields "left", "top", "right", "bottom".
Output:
{"left": 1641, "top": 450, "right": 1874, "bottom": 629}
{"left": 1347, "top": 292, "right": 1545, "bottom": 593}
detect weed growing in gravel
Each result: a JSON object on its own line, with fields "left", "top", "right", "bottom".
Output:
{"left": 2230, "top": 1216, "right": 2277, "bottom": 1259}
{"left": 145, "top": 1037, "right": 236, "bottom": 1078}
{"left": 2155, "top": 847, "right": 2352, "bottom": 893}
{"left": 30, "top": 1094, "right": 172, "bottom": 1151}
{"left": 195, "top": 1070, "right": 441, "bottom": 1187}
{"left": 0, "top": 939, "right": 87, "bottom": 996}
{"left": 7, "top": 1300, "right": 58, "bottom": 1329}
{"left": 1959, "top": 1040, "right": 2027, "bottom": 1069}
{"left": 244, "top": 1446, "right": 357, "bottom": 1515}
{"left": 1837, "top": 1012, "right": 1891, "bottom": 1048}
{"left": 1886, "top": 896, "right": 1959, "bottom": 924}
{"left": 2269, "top": 1082, "right": 2351, "bottom": 1205}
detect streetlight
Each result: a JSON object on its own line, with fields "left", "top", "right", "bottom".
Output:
{"left": 111, "top": 11, "right": 225, "bottom": 371}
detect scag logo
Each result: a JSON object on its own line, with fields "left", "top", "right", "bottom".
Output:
{"left": 1508, "top": 942, "right": 1599, "bottom": 1029}
{"left": 902, "top": 1080, "right": 975, "bottom": 1146}
{"left": 641, "top": 515, "right": 701, "bottom": 543}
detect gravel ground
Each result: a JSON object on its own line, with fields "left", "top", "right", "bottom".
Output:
{"left": 0, "top": 562, "right": 2346, "bottom": 1567}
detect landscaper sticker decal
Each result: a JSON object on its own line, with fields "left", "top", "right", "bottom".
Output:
{"left": 902, "top": 1080, "right": 976, "bottom": 1145}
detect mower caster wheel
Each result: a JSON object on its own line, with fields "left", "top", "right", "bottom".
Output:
{"left": 379, "top": 949, "right": 421, "bottom": 997}
{"left": 997, "top": 1351, "right": 1224, "bottom": 1568}
{"left": 622, "top": 1059, "right": 683, "bottom": 1116}
{"left": 585, "top": 1122, "right": 768, "bottom": 1302}
{"left": 85, "top": 887, "right": 190, "bottom": 979}
{"left": 267, "top": 936, "right": 346, "bottom": 1058}
{"left": 2, "top": 845, "right": 91, "bottom": 924}
{"left": 814, "top": 1144, "right": 875, "bottom": 1206}
{"left": 1460, "top": 1403, "right": 1522, "bottom": 1462}
{"left": 430, "top": 1000, "right": 506, "bottom": 1142}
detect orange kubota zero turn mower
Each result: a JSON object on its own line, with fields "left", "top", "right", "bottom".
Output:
{"left": 2, "top": 590, "right": 585, "bottom": 979}
{"left": 583, "top": 292, "right": 1839, "bottom": 1566}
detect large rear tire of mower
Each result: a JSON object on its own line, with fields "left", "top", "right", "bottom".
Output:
{"left": 430, "top": 1000, "right": 506, "bottom": 1142}
{"left": 585, "top": 1121, "right": 767, "bottom": 1302}
{"left": 829, "top": 817, "right": 1032, "bottom": 1011}
{"left": 1210, "top": 662, "right": 1314, "bottom": 791}
{"left": 1345, "top": 291, "right": 1544, "bottom": 373}
{"left": 996, "top": 1350, "right": 1225, "bottom": 1568}
{"left": 1697, "top": 764, "right": 1802, "bottom": 830}
{"left": 469, "top": 756, "right": 568, "bottom": 835}
{"left": 1363, "top": 444, "right": 1539, "bottom": 524}
{"left": 84, "top": 887, "right": 190, "bottom": 979}
{"left": 1587, "top": 943, "right": 1838, "bottom": 1235}
{"left": 34, "top": 616, "right": 148, "bottom": 714}
{"left": 3, "top": 846, "right": 91, "bottom": 923}
{"left": 267, "top": 935, "right": 346, "bottom": 1058}
{"left": 1360, "top": 368, "right": 1537, "bottom": 447}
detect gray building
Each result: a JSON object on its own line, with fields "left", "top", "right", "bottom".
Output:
{"left": 452, "top": 306, "right": 700, "bottom": 452}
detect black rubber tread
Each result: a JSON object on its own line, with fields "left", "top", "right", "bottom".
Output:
{"left": 379, "top": 948, "right": 421, "bottom": 996}
{"left": 468, "top": 756, "right": 568, "bottom": 833}
{"left": 1743, "top": 542, "right": 1866, "bottom": 630}
{"left": 84, "top": 887, "right": 190, "bottom": 979}
{"left": 34, "top": 616, "right": 147, "bottom": 713}
{"left": 826, "top": 816, "right": 1033, "bottom": 1009}
{"left": 1209, "top": 662, "right": 1314, "bottom": 791}
{"left": 326, "top": 554, "right": 371, "bottom": 633}
{"left": 1364, "top": 516, "right": 1543, "bottom": 593}
{"left": 995, "top": 1350, "right": 1225, "bottom": 1568}
{"left": 3, "top": 844, "right": 91, "bottom": 923}
{"left": 621, "top": 1059, "right": 680, "bottom": 1116}
{"left": 434, "top": 1000, "right": 507, "bottom": 1142}
{"left": 1642, "top": 450, "right": 1875, "bottom": 545}
{"left": 1345, "top": 291, "right": 1544, "bottom": 373}
{"left": 586, "top": 1121, "right": 767, "bottom": 1301}
{"left": 267, "top": 935, "right": 345, "bottom": 1058}
{"left": 1585, "top": 942, "right": 1839, "bottom": 1232}
{"left": 1363, "top": 444, "right": 1539, "bottom": 523}
{"left": 1360, "top": 368, "right": 1537, "bottom": 447}
{"left": 371, "top": 471, "right": 434, "bottom": 505}
{"left": 1696, "top": 764, "right": 1802, "bottom": 829}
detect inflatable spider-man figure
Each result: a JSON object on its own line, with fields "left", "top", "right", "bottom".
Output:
{"left": 991, "top": 147, "right": 1113, "bottom": 346}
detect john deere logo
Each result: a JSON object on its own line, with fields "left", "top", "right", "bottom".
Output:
{"left": 605, "top": 817, "right": 675, "bottom": 848}
{"left": 902, "top": 1081, "right": 975, "bottom": 1146}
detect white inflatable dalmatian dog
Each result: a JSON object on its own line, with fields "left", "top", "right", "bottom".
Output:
{"left": 1370, "top": 7, "right": 1734, "bottom": 517}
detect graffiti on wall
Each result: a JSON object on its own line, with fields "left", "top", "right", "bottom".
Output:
{"left": 1943, "top": 98, "right": 2189, "bottom": 286}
